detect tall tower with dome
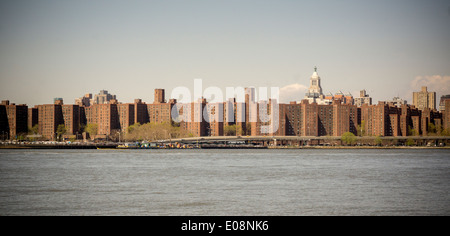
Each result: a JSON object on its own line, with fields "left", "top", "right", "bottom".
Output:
{"left": 304, "top": 67, "right": 330, "bottom": 104}
{"left": 305, "top": 66, "right": 323, "bottom": 98}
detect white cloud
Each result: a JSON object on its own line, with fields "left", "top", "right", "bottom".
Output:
{"left": 279, "top": 83, "right": 308, "bottom": 103}
{"left": 411, "top": 75, "right": 450, "bottom": 94}
{"left": 409, "top": 75, "right": 450, "bottom": 101}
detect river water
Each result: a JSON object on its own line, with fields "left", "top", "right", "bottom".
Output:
{"left": 0, "top": 149, "right": 449, "bottom": 215}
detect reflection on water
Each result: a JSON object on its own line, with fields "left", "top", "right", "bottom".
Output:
{"left": 0, "top": 149, "right": 449, "bottom": 215}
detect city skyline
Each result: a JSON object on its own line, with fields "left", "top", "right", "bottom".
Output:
{"left": 1, "top": 66, "right": 448, "bottom": 111}
{"left": 1, "top": 0, "right": 450, "bottom": 107}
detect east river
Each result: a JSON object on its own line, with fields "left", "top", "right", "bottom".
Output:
{"left": 0, "top": 149, "right": 449, "bottom": 215}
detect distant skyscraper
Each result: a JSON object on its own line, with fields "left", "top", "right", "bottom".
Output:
{"left": 54, "top": 98, "right": 63, "bottom": 105}
{"left": 354, "top": 90, "right": 372, "bottom": 107}
{"left": 154, "top": 89, "right": 165, "bottom": 104}
{"left": 75, "top": 94, "right": 92, "bottom": 107}
{"left": 304, "top": 67, "right": 331, "bottom": 105}
{"left": 385, "top": 97, "right": 407, "bottom": 108}
{"left": 305, "top": 66, "right": 323, "bottom": 101}
{"left": 439, "top": 94, "right": 450, "bottom": 111}
{"left": 92, "top": 90, "right": 117, "bottom": 105}
{"left": 413, "top": 86, "right": 436, "bottom": 111}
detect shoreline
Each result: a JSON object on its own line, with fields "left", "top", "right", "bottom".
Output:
{"left": 269, "top": 146, "right": 450, "bottom": 149}
{"left": 1, "top": 144, "right": 449, "bottom": 150}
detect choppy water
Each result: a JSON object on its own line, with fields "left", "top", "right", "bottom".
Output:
{"left": 0, "top": 149, "right": 449, "bottom": 215}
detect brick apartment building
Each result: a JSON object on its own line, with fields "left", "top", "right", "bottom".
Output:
{"left": 445, "top": 100, "right": 450, "bottom": 132}
{"left": 360, "top": 102, "right": 441, "bottom": 137}
{"left": 37, "top": 100, "right": 81, "bottom": 139}
{"left": 38, "top": 104, "right": 63, "bottom": 140}
{"left": 179, "top": 99, "right": 208, "bottom": 137}
{"left": 413, "top": 86, "right": 436, "bottom": 111}
{"left": 205, "top": 103, "right": 224, "bottom": 136}
{"left": 117, "top": 103, "right": 135, "bottom": 133}
{"left": 4, "top": 84, "right": 448, "bottom": 140}
{"left": 93, "top": 102, "right": 119, "bottom": 136}
{"left": 0, "top": 100, "right": 28, "bottom": 139}
{"left": 134, "top": 99, "right": 149, "bottom": 124}
{"left": 28, "top": 107, "right": 38, "bottom": 129}
{"left": 147, "top": 102, "right": 173, "bottom": 124}
{"left": 62, "top": 104, "right": 80, "bottom": 135}
{"left": 154, "top": 89, "right": 165, "bottom": 104}
{"left": 275, "top": 100, "right": 358, "bottom": 137}
{"left": 81, "top": 89, "right": 175, "bottom": 136}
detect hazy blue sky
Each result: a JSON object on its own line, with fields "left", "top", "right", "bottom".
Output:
{"left": 1, "top": 0, "right": 449, "bottom": 106}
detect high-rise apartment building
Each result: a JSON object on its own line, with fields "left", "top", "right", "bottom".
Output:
{"left": 117, "top": 103, "right": 135, "bottom": 133}
{"left": 96, "top": 102, "right": 119, "bottom": 136}
{"left": 75, "top": 94, "right": 92, "bottom": 107}
{"left": 134, "top": 99, "right": 149, "bottom": 125}
{"left": 62, "top": 105, "right": 80, "bottom": 135}
{"left": 38, "top": 104, "right": 63, "bottom": 140}
{"left": 154, "top": 89, "right": 165, "bottom": 104}
{"left": 4, "top": 78, "right": 449, "bottom": 141}
{"left": 205, "top": 103, "right": 224, "bottom": 136}
{"left": 179, "top": 98, "right": 207, "bottom": 137}
{"left": 147, "top": 89, "right": 174, "bottom": 124}
{"left": 385, "top": 97, "right": 407, "bottom": 108}
{"left": 278, "top": 102, "right": 304, "bottom": 136}
{"left": 413, "top": 86, "right": 436, "bottom": 111}
{"left": 274, "top": 99, "right": 358, "bottom": 137}
{"left": 92, "top": 90, "right": 117, "bottom": 105}
{"left": 444, "top": 100, "right": 450, "bottom": 132}
{"left": 333, "top": 91, "right": 354, "bottom": 105}
{"left": 359, "top": 101, "right": 441, "bottom": 137}
{"left": 333, "top": 103, "right": 358, "bottom": 136}
{"left": 0, "top": 100, "right": 28, "bottom": 139}
{"left": 28, "top": 107, "right": 38, "bottom": 129}
{"left": 148, "top": 103, "right": 173, "bottom": 123}
{"left": 354, "top": 90, "right": 372, "bottom": 107}
{"left": 439, "top": 95, "right": 450, "bottom": 112}
{"left": 37, "top": 100, "right": 80, "bottom": 139}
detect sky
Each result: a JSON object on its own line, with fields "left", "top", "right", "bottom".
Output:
{"left": 1, "top": 0, "right": 449, "bottom": 107}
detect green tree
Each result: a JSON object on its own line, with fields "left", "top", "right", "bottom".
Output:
{"left": 79, "top": 124, "right": 86, "bottom": 134}
{"left": 357, "top": 120, "right": 366, "bottom": 137}
{"left": 408, "top": 126, "right": 418, "bottom": 136}
{"left": 127, "top": 123, "right": 141, "bottom": 133}
{"left": 28, "top": 124, "right": 39, "bottom": 135}
{"left": 56, "top": 124, "right": 67, "bottom": 141}
{"left": 224, "top": 125, "right": 236, "bottom": 136}
{"left": 341, "top": 132, "right": 357, "bottom": 146}
{"left": 442, "top": 128, "right": 450, "bottom": 136}
{"left": 85, "top": 123, "right": 98, "bottom": 136}
{"left": 124, "top": 121, "right": 189, "bottom": 142}
{"left": 246, "top": 123, "right": 252, "bottom": 136}
{"left": 435, "top": 124, "right": 443, "bottom": 135}
{"left": 427, "top": 123, "right": 436, "bottom": 135}
{"left": 375, "top": 136, "right": 383, "bottom": 146}
{"left": 236, "top": 124, "right": 243, "bottom": 136}
{"left": 406, "top": 138, "right": 415, "bottom": 146}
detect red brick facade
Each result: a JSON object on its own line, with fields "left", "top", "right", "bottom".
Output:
{"left": 3, "top": 88, "right": 449, "bottom": 140}
{"left": 0, "top": 101, "right": 28, "bottom": 139}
